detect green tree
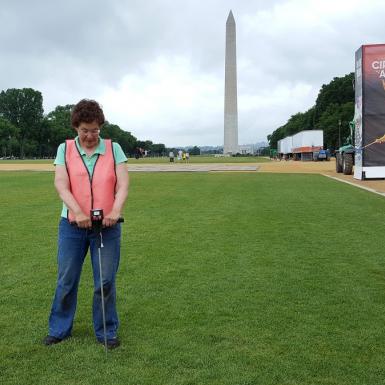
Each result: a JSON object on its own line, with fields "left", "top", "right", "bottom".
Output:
{"left": 0, "top": 117, "right": 19, "bottom": 158}
{"left": 150, "top": 143, "right": 166, "bottom": 156}
{"left": 44, "top": 105, "right": 75, "bottom": 158}
{"left": 268, "top": 73, "right": 354, "bottom": 151}
{"left": 314, "top": 73, "right": 354, "bottom": 122}
{"left": 316, "top": 102, "right": 354, "bottom": 149}
{"left": 267, "top": 126, "right": 285, "bottom": 149}
{"left": 189, "top": 146, "right": 200, "bottom": 155}
{"left": 0, "top": 88, "right": 44, "bottom": 158}
{"left": 102, "top": 122, "right": 137, "bottom": 155}
{"left": 136, "top": 140, "right": 153, "bottom": 151}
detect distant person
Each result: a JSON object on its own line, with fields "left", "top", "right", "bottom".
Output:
{"left": 169, "top": 151, "right": 175, "bottom": 162}
{"left": 182, "top": 152, "right": 186, "bottom": 162}
{"left": 43, "top": 99, "right": 129, "bottom": 350}
{"left": 177, "top": 150, "right": 183, "bottom": 161}
{"left": 186, "top": 152, "right": 190, "bottom": 162}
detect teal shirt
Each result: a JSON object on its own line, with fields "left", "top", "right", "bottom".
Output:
{"left": 54, "top": 137, "right": 128, "bottom": 218}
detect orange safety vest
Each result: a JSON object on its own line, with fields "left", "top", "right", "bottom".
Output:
{"left": 65, "top": 139, "right": 116, "bottom": 222}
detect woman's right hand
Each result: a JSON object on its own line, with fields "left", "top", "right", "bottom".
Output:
{"left": 75, "top": 212, "right": 92, "bottom": 228}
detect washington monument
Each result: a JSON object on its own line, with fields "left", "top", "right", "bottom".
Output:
{"left": 224, "top": 10, "right": 238, "bottom": 155}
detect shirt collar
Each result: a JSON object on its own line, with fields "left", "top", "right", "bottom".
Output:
{"left": 75, "top": 136, "right": 106, "bottom": 156}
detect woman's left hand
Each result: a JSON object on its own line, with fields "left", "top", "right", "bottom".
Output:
{"left": 103, "top": 210, "right": 120, "bottom": 227}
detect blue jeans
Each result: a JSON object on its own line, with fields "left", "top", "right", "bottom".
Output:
{"left": 48, "top": 218, "right": 121, "bottom": 341}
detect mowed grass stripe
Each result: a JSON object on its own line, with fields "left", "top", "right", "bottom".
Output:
{"left": 0, "top": 172, "right": 384, "bottom": 385}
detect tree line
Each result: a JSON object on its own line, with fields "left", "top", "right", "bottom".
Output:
{"left": 0, "top": 88, "right": 187, "bottom": 159}
{"left": 267, "top": 73, "right": 354, "bottom": 151}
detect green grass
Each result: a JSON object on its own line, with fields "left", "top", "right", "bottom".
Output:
{"left": 0, "top": 171, "right": 384, "bottom": 385}
{"left": 0, "top": 155, "right": 270, "bottom": 165}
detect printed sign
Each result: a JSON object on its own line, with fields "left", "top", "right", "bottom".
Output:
{"left": 362, "top": 44, "right": 385, "bottom": 167}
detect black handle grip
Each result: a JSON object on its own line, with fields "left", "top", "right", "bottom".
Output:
{"left": 70, "top": 217, "right": 124, "bottom": 226}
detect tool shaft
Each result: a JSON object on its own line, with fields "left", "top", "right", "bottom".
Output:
{"left": 98, "top": 242, "right": 108, "bottom": 355}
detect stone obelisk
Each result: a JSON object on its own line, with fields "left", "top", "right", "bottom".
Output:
{"left": 224, "top": 10, "right": 238, "bottom": 155}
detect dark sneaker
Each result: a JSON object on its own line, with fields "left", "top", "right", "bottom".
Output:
{"left": 42, "top": 335, "right": 64, "bottom": 346}
{"left": 98, "top": 337, "right": 120, "bottom": 350}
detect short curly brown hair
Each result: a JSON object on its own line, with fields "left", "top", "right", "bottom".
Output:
{"left": 71, "top": 99, "right": 105, "bottom": 128}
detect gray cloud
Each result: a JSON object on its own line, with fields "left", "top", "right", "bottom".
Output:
{"left": 1, "top": 0, "right": 385, "bottom": 146}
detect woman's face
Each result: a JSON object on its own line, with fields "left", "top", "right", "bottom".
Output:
{"left": 76, "top": 121, "right": 100, "bottom": 149}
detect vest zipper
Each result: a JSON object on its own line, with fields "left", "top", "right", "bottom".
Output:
{"left": 75, "top": 144, "right": 100, "bottom": 210}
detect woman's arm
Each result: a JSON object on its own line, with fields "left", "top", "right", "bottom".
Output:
{"left": 103, "top": 163, "right": 129, "bottom": 227}
{"left": 54, "top": 165, "right": 91, "bottom": 228}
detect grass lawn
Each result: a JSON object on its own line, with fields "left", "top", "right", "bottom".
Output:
{"left": 0, "top": 155, "right": 271, "bottom": 165}
{"left": 0, "top": 171, "right": 384, "bottom": 385}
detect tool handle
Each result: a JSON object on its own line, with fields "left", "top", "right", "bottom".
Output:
{"left": 70, "top": 218, "right": 125, "bottom": 227}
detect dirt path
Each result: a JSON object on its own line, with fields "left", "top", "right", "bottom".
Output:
{"left": 1, "top": 160, "right": 385, "bottom": 195}
{"left": 259, "top": 159, "right": 385, "bottom": 195}
{"left": 0, "top": 164, "right": 55, "bottom": 171}
{"left": 258, "top": 160, "right": 334, "bottom": 174}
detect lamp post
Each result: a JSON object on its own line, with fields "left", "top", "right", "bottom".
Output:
{"left": 338, "top": 119, "right": 341, "bottom": 148}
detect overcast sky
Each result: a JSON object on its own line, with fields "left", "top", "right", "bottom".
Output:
{"left": 2, "top": 0, "right": 385, "bottom": 147}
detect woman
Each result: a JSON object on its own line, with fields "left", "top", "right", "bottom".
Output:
{"left": 43, "top": 99, "right": 129, "bottom": 349}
